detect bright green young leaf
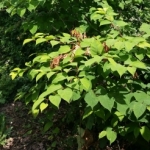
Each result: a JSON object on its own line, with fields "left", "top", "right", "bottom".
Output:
{"left": 49, "top": 95, "right": 61, "bottom": 108}
{"left": 80, "top": 38, "right": 93, "bottom": 48}
{"left": 40, "top": 102, "right": 48, "bottom": 113}
{"left": 140, "top": 126, "right": 150, "bottom": 142}
{"left": 100, "top": 20, "right": 111, "bottom": 26}
{"left": 106, "top": 130, "right": 117, "bottom": 144}
{"left": 58, "top": 45, "right": 70, "bottom": 54}
{"left": 98, "top": 95, "right": 114, "bottom": 112}
{"left": 113, "top": 20, "right": 128, "bottom": 27}
{"left": 124, "top": 41, "right": 135, "bottom": 51}
{"left": 32, "top": 109, "right": 39, "bottom": 118}
{"left": 39, "top": 84, "right": 62, "bottom": 99}
{"left": 133, "top": 102, "right": 146, "bottom": 119}
{"left": 139, "top": 23, "right": 150, "bottom": 34}
{"left": 47, "top": 72, "right": 56, "bottom": 79}
{"left": 116, "top": 64, "right": 127, "bottom": 77}
{"left": 108, "top": 58, "right": 117, "bottom": 66}
{"left": 52, "top": 72, "right": 67, "bottom": 83}
{"left": 84, "top": 90, "right": 98, "bottom": 109}
{"left": 58, "top": 88, "right": 73, "bottom": 103}
{"left": 23, "top": 38, "right": 34, "bottom": 45}
{"left": 9, "top": 72, "right": 18, "bottom": 80}
{"left": 36, "top": 72, "right": 46, "bottom": 82}
{"left": 30, "top": 25, "right": 38, "bottom": 34}
{"left": 114, "top": 111, "right": 124, "bottom": 121}
{"left": 50, "top": 40, "right": 60, "bottom": 47}
{"left": 32, "top": 97, "right": 45, "bottom": 111}
{"left": 90, "top": 40, "right": 103, "bottom": 56}
{"left": 99, "top": 131, "right": 106, "bottom": 139}
{"left": 127, "top": 67, "right": 136, "bottom": 76}
{"left": 114, "top": 41, "right": 124, "bottom": 50}
{"left": 80, "top": 78, "right": 92, "bottom": 91}
{"left": 36, "top": 38, "right": 47, "bottom": 45}
{"left": 28, "top": 69, "right": 39, "bottom": 80}
{"left": 74, "top": 48, "right": 85, "bottom": 57}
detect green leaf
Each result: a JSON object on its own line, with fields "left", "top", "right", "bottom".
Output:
{"left": 39, "top": 84, "right": 62, "bottom": 99}
{"left": 100, "top": 20, "right": 111, "bottom": 26}
{"left": 74, "top": 48, "right": 85, "bottom": 57}
{"left": 113, "top": 20, "right": 128, "bottom": 27}
{"left": 40, "top": 102, "right": 48, "bottom": 113}
{"left": 36, "top": 38, "right": 47, "bottom": 45}
{"left": 84, "top": 90, "right": 98, "bottom": 109}
{"left": 49, "top": 95, "right": 61, "bottom": 108}
{"left": 50, "top": 40, "right": 59, "bottom": 47}
{"left": 58, "top": 88, "right": 73, "bottom": 103}
{"left": 139, "top": 23, "right": 150, "bottom": 34}
{"left": 17, "top": 8, "right": 26, "bottom": 17}
{"left": 58, "top": 45, "right": 70, "bottom": 54}
{"left": 23, "top": 39, "right": 34, "bottom": 45}
{"left": 99, "top": 131, "right": 106, "bottom": 139}
{"left": 98, "top": 95, "right": 114, "bottom": 112}
{"left": 32, "top": 97, "right": 45, "bottom": 111}
{"left": 43, "top": 122, "right": 53, "bottom": 132}
{"left": 28, "top": 69, "right": 39, "bottom": 80}
{"left": 111, "top": 117, "right": 118, "bottom": 127}
{"left": 108, "top": 58, "right": 117, "bottom": 66}
{"left": 32, "top": 109, "right": 39, "bottom": 118}
{"left": 9, "top": 72, "right": 18, "bottom": 80}
{"left": 52, "top": 72, "right": 67, "bottom": 83}
{"left": 140, "top": 126, "right": 150, "bottom": 142}
{"left": 124, "top": 41, "right": 135, "bottom": 51}
{"left": 47, "top": 72, "right": 56, "bottom": 79}
{"left": 114, "top": 111, "right": 124, "bottom": 121}
{"left": 80, "top": 38, "right": 93, "bottom": 48}
{"left": 133, "top": 102, "right": 146, "bottom": 119}
{"left": 127, "top": 67, "right": 136, "bottom": 76}
{"left": 106, "top": 130, "right": 117, "bottom": 144}
{"left": 90, "top": 40, "right": 103, "bottom": 56}
{"left": 80, "top": 78, "right": 92, "bottom": 91}
{"left": 30, "top": 25, "right": 38, "bottom": 34}
{"left": 116, "top": 64, "right": 126, "bottom": 77}
{"left": 36, "top": 72, "right": 46, "bottom": 82}
{"left": 94, "top": 108, "right": 105, "bottom": 119}
{"left": 134, "top": 127, "right": 140, "bottom": 138}
{"left": 83, "top": 107, "right": 93, "bottom": 120}
{"left": 72, "top": 91, "right": 81, "bottom": 101}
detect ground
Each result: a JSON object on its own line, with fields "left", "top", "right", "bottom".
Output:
{"left": 0, "top": 101, "right": 138, "bottom": 150}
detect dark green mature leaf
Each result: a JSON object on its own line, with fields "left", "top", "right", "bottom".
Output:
{"left": 134, "top": 127, "right": 140, "bottom": 138}
{"left": 84, "top": 90, "right": 98, "bottom": 109}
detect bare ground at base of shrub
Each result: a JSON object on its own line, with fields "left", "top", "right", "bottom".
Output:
{"left": 0, "top": 101, "right": 143, "bottom": 150}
